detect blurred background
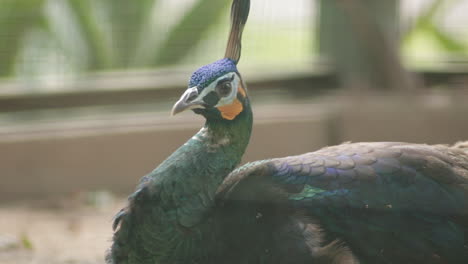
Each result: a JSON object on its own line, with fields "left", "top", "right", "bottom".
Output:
{"left": 0, "top": 0, "right": 468, "bottom": 263}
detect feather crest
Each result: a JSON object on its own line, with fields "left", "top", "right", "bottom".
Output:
{"left": 225, "top": 0, "right": 250, "bottom": 64}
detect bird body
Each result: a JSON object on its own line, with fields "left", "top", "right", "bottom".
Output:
{"left": 216, "top": 142, "right": 468, "bottom": 263}
{"left": 107, "top": 1, "right": 468, "bottom": 263}
{"left": 108, "top": 139, "right": 468, "bottom": 263}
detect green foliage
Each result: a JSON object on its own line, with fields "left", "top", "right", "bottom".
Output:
{"left": 0, "top": 0, "right": 230, "bottom": 77}
{"left": 0, "top": 0, "right": 45, "bottom": 76}
{"left": 403, "top": 0, "right": 468, "bottom": 64}
{"left": 153, "top": 1, "right": 230, "bottom": 66}
{"left": 20, "top": 233, "right": 34, "bottom": 250}
{"left": 2, "top": 0, "right": 467, "bottom": 79}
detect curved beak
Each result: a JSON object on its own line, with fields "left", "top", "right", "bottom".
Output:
{"left": 171, "top": 87, "right": 204, "bottom": 116}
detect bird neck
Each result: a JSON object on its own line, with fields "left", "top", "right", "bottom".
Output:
{"left": 151, "top": 99, "right": 253, "bottom": 227}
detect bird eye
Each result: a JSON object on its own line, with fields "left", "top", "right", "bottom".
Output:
{"left": 216, "top": 81, "right": 232, "bottom": 97}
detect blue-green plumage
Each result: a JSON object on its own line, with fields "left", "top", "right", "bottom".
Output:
{"left": 216, "top": 142, "right": 468, "bottom": 263}
{"left": 107, "top": 50, "right": 254, "bottom": 263}
{"left": 107, "top": 0, "right": 468, "bottom": 263}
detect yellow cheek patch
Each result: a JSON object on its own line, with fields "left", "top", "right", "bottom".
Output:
{"left": 218, "top": 98, "right": 243, "bottom": 120}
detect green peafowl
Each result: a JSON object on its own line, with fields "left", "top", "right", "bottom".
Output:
{"left": 107, "top": 0, "right": 468, "bottom": 263}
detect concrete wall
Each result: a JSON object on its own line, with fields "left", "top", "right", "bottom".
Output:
{"left": 1, "top": 94, "right": 467, "bottom": 200}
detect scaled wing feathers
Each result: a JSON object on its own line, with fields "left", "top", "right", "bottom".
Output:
{"left": 216, "top": 142, "right": 468, "bottom": 263}
{"left": 219, "top": 142, "right": 468, "bottom": 214}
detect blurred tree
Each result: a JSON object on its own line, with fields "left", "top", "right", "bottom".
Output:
{"left": 319, "top": 0, "right": 468, "bottom": 90}
{"left": 319, "top": 0, "right": 412, "bottom": 90}
{"left": 0, "top": 0, "right": 230, "bottom": 78}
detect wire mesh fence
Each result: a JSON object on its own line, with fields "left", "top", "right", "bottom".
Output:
{"left": 1, "top": 0, "right": 467, "bottom": 92}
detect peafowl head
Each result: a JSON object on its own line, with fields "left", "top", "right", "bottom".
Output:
{"left": 171, "top": 0, "right": 250, "bottom": 122}
{"left": 171, "top": 58, "right": 248, "bottom": 121}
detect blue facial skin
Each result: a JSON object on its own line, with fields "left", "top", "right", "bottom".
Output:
{"left": 189, "top": 58, "right": 238, "bottom": 91}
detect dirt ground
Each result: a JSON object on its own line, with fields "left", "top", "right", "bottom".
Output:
{"left": 0, "top": 193, "right": 124, "bottom": 264}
